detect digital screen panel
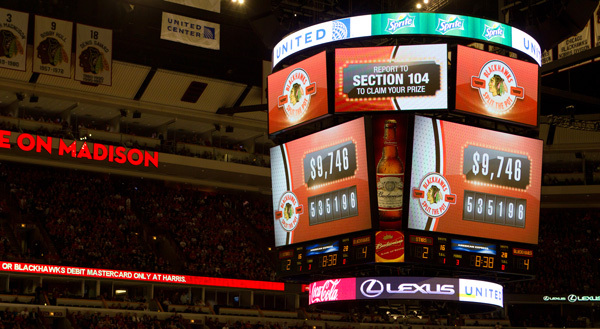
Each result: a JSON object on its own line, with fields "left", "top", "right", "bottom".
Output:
{"left": 408, "top": 116, "right": 542, "bottom": 244}
{"left": 308, "top": 277, "right": 503, "bottom": 307}
{"left": 271, "top": 118, "right": 371, "bottom": 247}
{"left": 372, "top": 115, "right": 409, "bottom": 230}
{"left": 268, "top": 51, "right": 328, "bottom": 135}
{"left": 455, "top": 45, "right": 539, "bottom": 126}
{"left": 335, "top": 44, "right": 448, "bottom": 112}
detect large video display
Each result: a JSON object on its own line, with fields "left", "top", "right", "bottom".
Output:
{"left": 268, "top": 51, "right": 329, "bottom": 135}
{"left": 271, "top": 118, "right": 372, "bottom": 247}
{"left": 408, "top": 116, "right": 542, "bottom": 244}
{"left": 455, "top": 45, "right": 539, "bottom": 126}
{"left": 335, "top": 44, "right": 448, "bottom": 112}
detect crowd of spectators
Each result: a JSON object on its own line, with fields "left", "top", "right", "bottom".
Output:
{"left": 69, "top": 311, "right": 189, "bottom": 329}
{"left": 0, "top": 161, "right": 276, "bottom": 281}
{"left": 0, "top": 308, "right": 38, "bottom": 329}
{"left": 505, "top": 208, "right": 600, "bottom": 294}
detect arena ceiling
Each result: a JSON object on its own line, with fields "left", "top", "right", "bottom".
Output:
{"left": 0, "top": 0, "right": 598, "bottom": 192}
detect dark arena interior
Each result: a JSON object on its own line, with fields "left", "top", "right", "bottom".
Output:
{"left": 0, "top": 0, "right": 599, "bottom": 328}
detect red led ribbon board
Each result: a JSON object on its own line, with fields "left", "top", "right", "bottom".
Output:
{"left": 268, "top": 51, "right": 328, "bottom": 134}
{"left": 455, "top": 45, "right": 539, "bottom": 126}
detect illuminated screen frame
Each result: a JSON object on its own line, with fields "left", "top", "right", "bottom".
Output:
{"left": 270, "top": 117, "right": 372, "bottom": 247}
{"left": 408, "top": 116, "right": 542, "bottom": 244}
{"left": 335, "top": 44, "right": 448, "bottom": 112}
{"left": 268, "top": 51, "right": 329, "bottom": 135}
{"left": 272, "top": 12, "right": 541, "bottom": 67}
{"left": 309, "top": 276, "right": 503, "bottom": 307}
{"left": 455, "top": 45, "right": 539, "bottom": 126}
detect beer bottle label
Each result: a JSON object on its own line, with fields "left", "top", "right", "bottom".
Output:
{"left": 377, "top": 174, "right": 404, "bottom": 210}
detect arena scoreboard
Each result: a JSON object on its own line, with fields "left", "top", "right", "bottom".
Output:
{"left": 278, "top": 233, "right": 375, "bottom": 274}
{"left": 405, "top": 233, "right": 534, "bottom": 274}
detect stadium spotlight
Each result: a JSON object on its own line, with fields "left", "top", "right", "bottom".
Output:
{"left": 416, "top": 3, "right": 422, "bottom": 9}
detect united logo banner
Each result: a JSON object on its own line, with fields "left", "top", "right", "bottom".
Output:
{"left": 161, "top": 12, "right": 219, "bottom": 50}
{"left": 33, "top": 15, "right": 73, "bottom": 78}
{"left": 0, "top": 8, "right": 28, "bottom": 71}
{"left": 75, "top": 24, "right": 112, "bottom": 86}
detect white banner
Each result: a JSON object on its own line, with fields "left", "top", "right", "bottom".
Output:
{"left": 160, "top": 12, "right": 219, "bottom": 50}
{"left": 558, "top": 22, "right": 591, "bottom": 60}
{"left": 75, "top": 24, "right": 112, "bottom": 86}
{"left": 542, "top": 49, "right": 553, "bottom": 65}
{"left": 33, "top": 15, "right": 73, "bottom": 78}
{"left": 594, "top": 3, "right": 600, "bottom": 47}
{"left": 164, "top": 0, "right": 220, "bottom": 13}
{"left": 0, "top": 8, "right": 28, "bottom": 71}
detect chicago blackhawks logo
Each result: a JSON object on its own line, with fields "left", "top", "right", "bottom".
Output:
{"left": 278, "top": 68, "right": 316, "bottom": 124}
{"left": 275, "top": 191, "right": 304, "bottom": 232}
{"left": 471, "top": 60, "right": 524, "bottom": 115}
{"left": 79, "top": 47, "right": 110, "bottom": 74}
{"left": 0, "top": 30, "right": 24, "bottom": 58}
{"left": 37, "top": 37, "right": 68, "bottom": 66}
{"left": 412, "top": 173, "right": 456, "bottom": 218}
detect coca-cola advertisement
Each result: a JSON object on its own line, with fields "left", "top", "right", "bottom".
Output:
{"left": 308, "top": 278, "right": 356, "bottom": 305}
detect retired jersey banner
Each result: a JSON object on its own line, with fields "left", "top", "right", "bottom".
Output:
{"left": 164, "top": 0, "right": 220, "bottom": 13}
{"left": 161, "top": 12, "right": 219, "bottom": 50}
{"left": 594, "top": 3, "right": 600, "bottom": 47}
{"left": 75, "top": 24, "right": 112, "bottom": 86}
{"left": 33, "top": 15, "right": 73, "bottom": 78}
{"left": 268, "top": 51, "right": 328, "bottom": 134}
{"left": 558, "top": 22, "right": 591, "bottom": 59}
{"left": 455, "top": 45, "right": 538, "bottom": 126}
{"left": 0, "top": 8, "right": 28, "bottom": 71}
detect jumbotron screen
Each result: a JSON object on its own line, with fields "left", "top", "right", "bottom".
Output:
{"left": 455, "top": 45, "right": 539, "bottom": 126}
{"left": 408, "top": 116, "right": 542, "bottom": 244}
{"left": 271, "top": 118, "right": 372, "bottom": 247}
{"left": 335, "top": 44, "right": 448, "bottom": 112}
{"left": 268, "top": 51, "right": 329, "bottom": 135}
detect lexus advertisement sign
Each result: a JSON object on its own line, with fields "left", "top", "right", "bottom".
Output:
{"left": 309, "top": 276, "right": 503, "bottom": 307}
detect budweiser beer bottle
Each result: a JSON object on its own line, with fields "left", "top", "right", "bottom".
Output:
{"left": 377, "top": 119, "right": 404, "bottom": 229}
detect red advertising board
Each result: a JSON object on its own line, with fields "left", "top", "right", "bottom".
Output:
{"left": 408, "top": 116, "right": 542, "bottom": 245}
{"left": 375, "top": 231, "right": 405, "bottom": 263}
{"left": 270, "top": 118, "right": 372, "bottom": 247}
{"left": 268, "top": 51, "right": 329, "bottom": 134}
{"left": 335, "top": 44, "right": 448, "bottom": 112}
{"left": 0, "top": 262, "right": 284, "bottom": 291}
{"left": 455, "top": 45, "right": 539, "bottom": 126}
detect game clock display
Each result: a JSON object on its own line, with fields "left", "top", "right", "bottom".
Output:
{"left": 278, "top": 235, "right": 374, "bottom": 276}
{"left": 408, "top": 116, "right": 542, "bottom": 245}
{"left": 406, "top": 234, "right": 534, "bottom": 274}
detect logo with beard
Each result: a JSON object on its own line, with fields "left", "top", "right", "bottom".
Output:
{"left": 0, "top": 30, "right": 24, "bottom": 58}
{"left": 412, "top": 172, "right": 456, "bottom": 218}
{"left": 277, "top": 68, "right": 316, "bottom": 124}
{"left": 37, "top": 37, "right": 69, "bottom": 66}
{"left": 471, "top": 60, "right": 525, "bottom": 115}
{"left": 79, "top": 47, "right": 110, "bottom": 74}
